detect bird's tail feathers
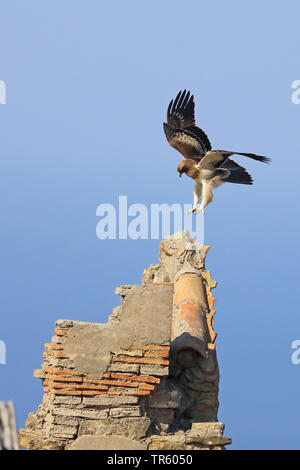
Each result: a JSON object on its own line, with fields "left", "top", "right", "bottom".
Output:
{"left": 218, "top": 150, "right": 271, "bottom": 164}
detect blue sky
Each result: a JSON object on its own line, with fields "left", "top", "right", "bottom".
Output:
{"left": 0, "top": 1, "right": 299, "bottom": 450}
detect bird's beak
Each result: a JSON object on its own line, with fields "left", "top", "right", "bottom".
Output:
{"left": 177, "top": 171, "right": 182, "bottom": 177}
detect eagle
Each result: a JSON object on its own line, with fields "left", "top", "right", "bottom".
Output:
{"left": 163, "top": 90, "right": 270, "bottom": 214}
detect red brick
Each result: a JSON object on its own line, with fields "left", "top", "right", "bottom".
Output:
{"left": 139, "top": 383, "right": 155, "bottom": 391}
{"left": 44, "top": 343, "right": 64, "bottom": 350}
{"left": 45, "top": 374, "right": 83, "bottom": 383}
{"left": 43, "top": 367, "right": 78, "bottom": 376}
{"left": 44, "top": 387, "right": 150, "bottom": 397}
{"left": 144, "top": 351, "right": 169, "bottom": 358}
{"left": 44, "top": 380, "right": 109, "bottom": 391}
{"left": 150, "top": 282, "right": 173, "bottom": 286}
{"left": 52, "top": 351, "right": 69, "bottom": 359}
{"left": 46, "top": 388, "right": 83, "bottom": 396}
{"left": 120, "top": 390, "right": 151, "bottom": 396}
{"left": 54, "top": 329, "right": 68, "bottom": 336}
{"left": 82, "top": 377, "right": 104, "bottom": 384}
{"left": 77, "top": 384, "right": 109, "bottom": 391}
{"left": 110, "top": 373, "right": 160, "bottom": 384}
{"left": 83, "top": 389, "right": 151, "bottom": 397}
{"left": 115, "top": 357, "right": 169, "bottom": 366}
{"left": 97, "top": 379, "right": 144, "bottom": 388}
{"left": 129, "top": 345, "right": 170, "bottom": 351}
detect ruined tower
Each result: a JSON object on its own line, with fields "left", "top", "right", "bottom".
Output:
{"left": 19, "top": 232, "right": 231, "bottom": 450}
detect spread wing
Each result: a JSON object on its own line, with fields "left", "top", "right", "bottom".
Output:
{"left": 163, "top": 90, "right": 211, "bottom": 161}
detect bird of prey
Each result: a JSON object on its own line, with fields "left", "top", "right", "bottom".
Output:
{"left": 163, "top": 90, "right": 270, "bottom": 214}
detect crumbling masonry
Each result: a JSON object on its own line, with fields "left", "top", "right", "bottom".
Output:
{"left": 19, "top": 232, "right": 231, "bottom": 450}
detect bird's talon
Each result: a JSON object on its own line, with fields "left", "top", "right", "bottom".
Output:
{"left": 197, "top": 208, "right": 205, "bottom": 214}
{"left": 188, "top": 208, "right": 204, "bottom": 215}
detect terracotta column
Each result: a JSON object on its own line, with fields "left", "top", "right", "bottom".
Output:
{"left": 170, "top": 250, "right": 219, "bottom": 422}
{"left": 172, "top": 273, "right": 211, "bottom": 357}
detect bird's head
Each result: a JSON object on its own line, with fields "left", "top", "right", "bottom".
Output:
{"left": 177, "top": 159, "right": 195, "bottom": 178}
{"left": 177, "top": 160, "right": 186, "bottom": 177}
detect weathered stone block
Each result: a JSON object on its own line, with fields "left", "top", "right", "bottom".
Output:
{"left": 78, "top": 417, "right": 151, "bottom": 440}
{"left": 110, "top": 406, "right": 142, "bottom": 418}
{"left": 52, "top": 396, "right": 82, "bottom": 405}
{"left": 56, "top": 319, "right": 75, "bottom": 328}
{"left": 53, "top": 416, "right": 78, "bottom": 426}
{"left": 67, "top": 435, "right": 147, "bottom": 450}
{"left": 186, "top": 444, "right": 210, "bottom": 450}
{"left": 141, "top": 263, "right": 170, "bottom": 286}
{"left": 52, "top": 407, "right": 108, "bottom": 420}
{"left": 50, "top": 424, "right": 78, "bottom": 439}
{"left": 187, "top": 421, "right": 224, "bottom": 438}
{"left": 186, "top": 436, "right": 232, "bottom": 446}
{"left": 18, "top": 429, "right": 64, "bottom": 450}
{"left": 33, "top": 369, "right": 45, "bottom": 379}
{"left": 81, "top": 395, "right": 139, "bottom": 408}
{"left": 108, "top": 363, "right": 140, "bottom": 373}
{"left": 148, "top": 435, "right": 185, "bottom": 450}
{"left": 140, "top": 365, "right": 169, "bottom": 376}
{"left": 25, "top": 412, "right": 43, "bottom": 429}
